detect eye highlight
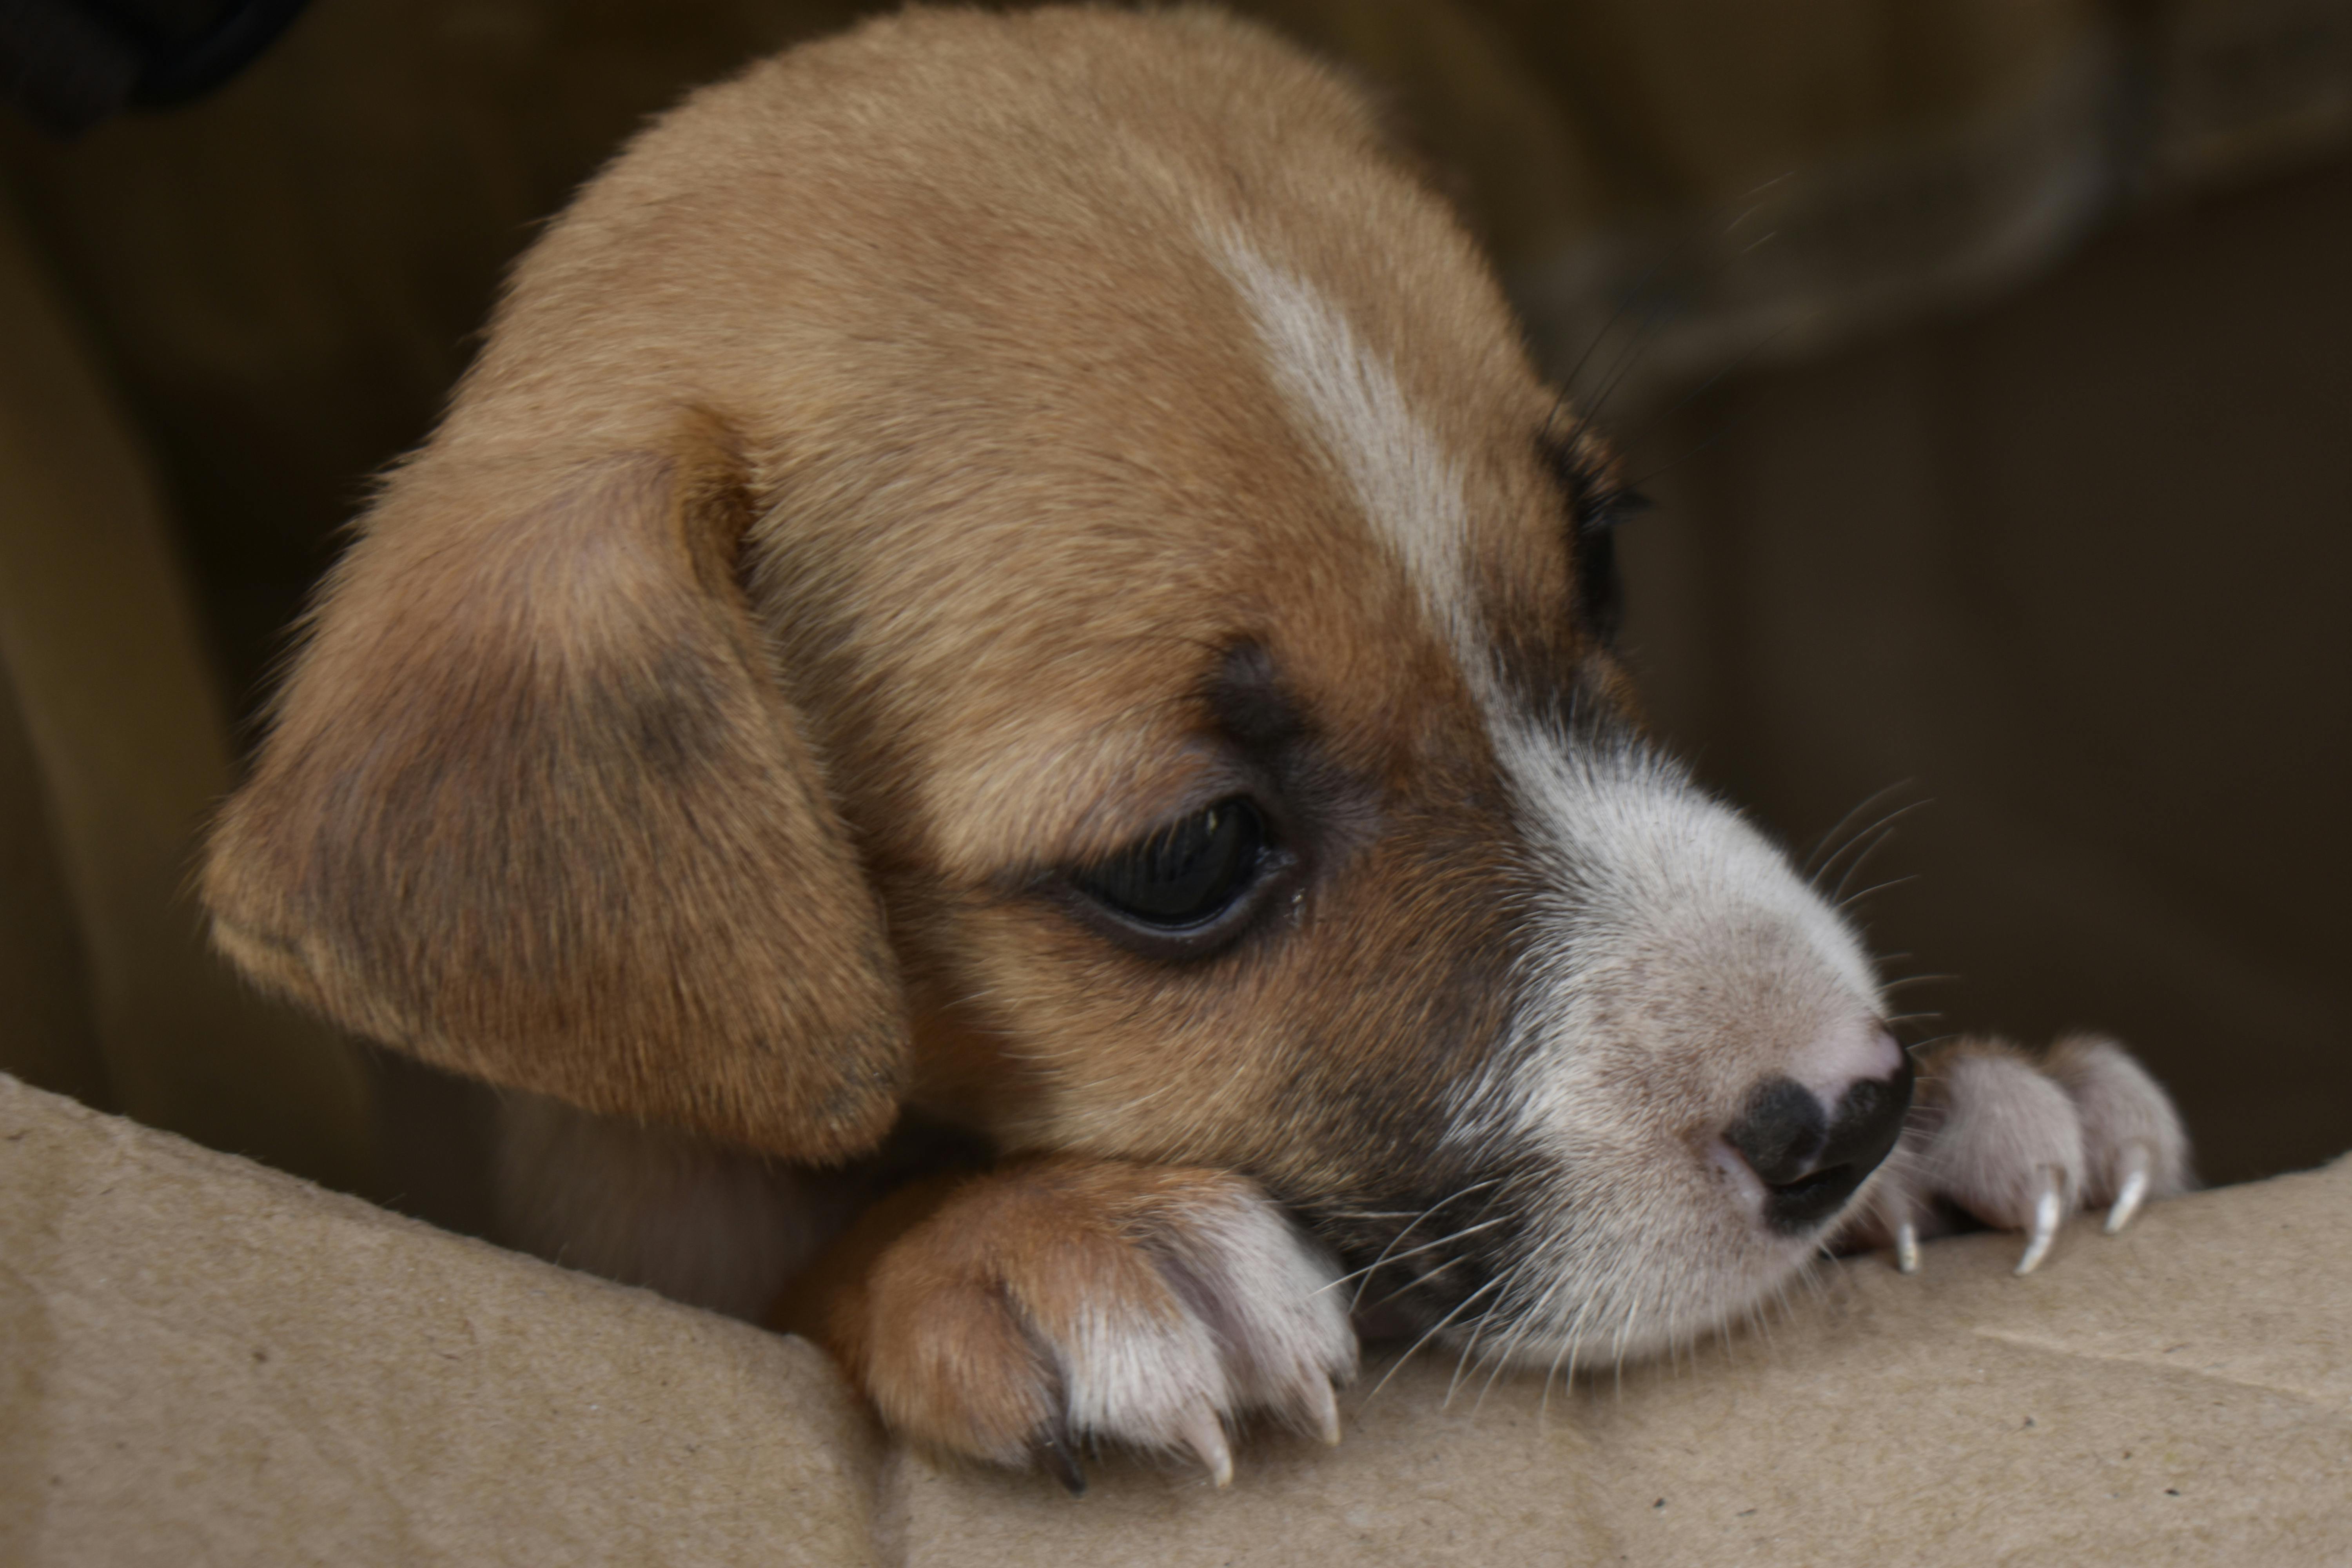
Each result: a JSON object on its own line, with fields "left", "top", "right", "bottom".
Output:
{"left": 1077, "top": 798, "right": 1267, "bottom": 928}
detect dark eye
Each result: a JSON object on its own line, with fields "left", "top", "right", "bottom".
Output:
{"left": 1574, "top": 507, "right": 1627, "bottom": 643}
{"left": 1535, "top": 424, "right": 1650, "bottom": 644}
{"left": 1077, "top": 798, "right": 1267, "bottom": 929}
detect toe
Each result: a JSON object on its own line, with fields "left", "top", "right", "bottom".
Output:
{"left": 2044, "top": 1033, "right": 2192, "bottom": 1212}
{"left": 1917, "top": 1040, "right": 2085, "bottom": 1233}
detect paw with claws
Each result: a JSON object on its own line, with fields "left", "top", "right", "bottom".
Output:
{"left": 1848, "top": 1033, "right": 2192, "bottom": 1275}
{"left": 811, "top": 1156, "right": 1355, "bottom": 1492}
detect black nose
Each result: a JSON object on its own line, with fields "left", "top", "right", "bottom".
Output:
{"left": 1726, "top": 1053, "right": 1914, "bottom": 1233}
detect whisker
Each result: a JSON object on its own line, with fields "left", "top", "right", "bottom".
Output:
{"left": 1472, "top": 1301, "right": 1547, "bottom": 1416}
{"left": 1817, "top": 798, "right": 1929, "bottom": 897}
{"left": 1568, "top": 164, "right": 1798, "bottom": 426}
{"left": 1879, "top": 973, "right": 1960, "bottom": 995}
{"left": 1537, "top": 1287, "right": 1605, "bottom": 1434}
{"left": 1333, "top": 1178, "right": 1501, "bottom": 1311}
{"left": 1557, "top": 295, "right": 1641, "bottom": 404}
{"left": 1581, "top": 302, "right": 1676, "bottom": 427}
{"left": 1828, "top": 803, "right": 1929, "bottom": 906}
{"left": 1616, "top": 317, "right": 1796, "bottom": 457}
{"left": 1360, "top": 1254, "right": 1481, "bottom": 1314}
{"left": 1357, "top": 1275, "right": 1508, "bottom": 1411}
{"left": 1800, "top": 780, "right": 1914, "bottom": 882}
{"left": 1475, "top": 1247, "right": 1590, "bottom": 1419}
{"left": 1444, "top": 1286, "right": 1503, "bottom": 1407}
{"left": 1316, "top": 1215, "right": 1514, "bottom": 1298}
{"left": 1838, "top": 873, "right": 1918, "bottom": 913}
{"left": 1446, "top": 1258, "right": 1546, "bottom": 1412}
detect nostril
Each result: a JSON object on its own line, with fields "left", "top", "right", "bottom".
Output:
{"left": 1726, "top": 1078, "right": 1828, "bottom": 1188}
{"left": 1830, "top": 1051, "right": 1914, "bottom": 1174}
{"left": 1728, "top": 1053, "right": 1916, "bottom": 1234}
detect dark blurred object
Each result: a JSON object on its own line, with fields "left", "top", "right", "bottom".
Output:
{"left": 0, "top": 0, "right": 313, "bottom": 136}
{"left": 8, "top": 0, "right": 2347, "bottom": 740}
{"left": 0, "top": 196, "right": 378, "bottom": 1196}
{"left": 1502, "top": 0, "right": 2352, "bottom": 412}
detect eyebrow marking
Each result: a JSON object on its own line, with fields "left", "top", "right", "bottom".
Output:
{"left": 1205, "top": 642, "right": 1307, "bottom": 751}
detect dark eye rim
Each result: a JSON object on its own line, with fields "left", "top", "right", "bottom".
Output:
{"left": 1045, "top": 796, "right": 1299, "bottom": 962}
{"left": 1534, "top": 422, "right": 1651, "bottom": 644}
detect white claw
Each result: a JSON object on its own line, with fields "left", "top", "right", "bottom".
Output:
{"left": 2015, "top": 1165, "right": 2065, "bottom": 1276}
{"left": 1303, "top": 1376, "right": 1342, "bottom": 1446}
{"left": 2105, "top": 1142, "right": 2153, "bottom": 1235}
{"left": 1181, "top": 1408, "right": 1233, "bottom": 1488}
{"left": 1895, "top": 1218, "right": 1920, "bottom": 1276}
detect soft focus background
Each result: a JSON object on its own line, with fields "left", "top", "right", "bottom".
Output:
{"left": 1, "top": 0, "right": 2345, "bottom": 1233}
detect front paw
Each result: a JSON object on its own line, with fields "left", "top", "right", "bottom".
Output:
{"left": 819, "top": 1158, "right": 1355, "bottom": 1491}
{"left": 1851, "top": 1033, "right": 2192, "bottom": 1274}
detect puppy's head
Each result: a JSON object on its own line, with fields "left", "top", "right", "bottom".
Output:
{"left": 205, "top": 9, "right": 1904, "bottom": 1367}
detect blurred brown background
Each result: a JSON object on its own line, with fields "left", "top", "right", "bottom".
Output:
{"left": 1, "top": 0, "right": 2344, "bottom": 1226}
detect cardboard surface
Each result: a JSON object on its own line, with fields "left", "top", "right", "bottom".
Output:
{"left": 3, "top": 1071, "right": 2345, "bottom": 1566}
{"left": 0, "top": 1076, "right": 884, "bottom": 1567}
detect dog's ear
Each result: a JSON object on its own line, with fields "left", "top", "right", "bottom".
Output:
{"left": 202, "top": 413, "right": 906, "bottom": 1162}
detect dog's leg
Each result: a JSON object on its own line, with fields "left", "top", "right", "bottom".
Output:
{"left": 782, "top": 1156, "right": 1356, "bottom": 1491}
{"left": 1845, "top": 1033, "right": 2193, "bottom": 1274}
{"left": 494, "top": 1091, "right": 856, "bottom": 1321}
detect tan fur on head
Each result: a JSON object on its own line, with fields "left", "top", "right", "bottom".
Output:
{"left": 201, "top": 5, "right": 2190, "bottom": 1481}
{"left": 208, "top": 3, "right": 1516, "bottom": 1172}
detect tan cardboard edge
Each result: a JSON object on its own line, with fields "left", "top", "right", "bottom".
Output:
{"left": 2, "top": 1072, "right": 2345, "bottom": 1567}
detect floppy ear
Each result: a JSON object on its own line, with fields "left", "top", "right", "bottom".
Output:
{"left": 202, "top": 414, "right": 907, "bottom": 1163}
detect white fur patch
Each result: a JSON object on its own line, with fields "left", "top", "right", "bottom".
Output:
{"left": 1057, "top": 1192, "right": 1354, "bottom": 1452}
{"left": 1059, "top": 1298, "right": 1232, "bottom": 1445}
{"left": 1437, "top": 734, "right": 1891, "bottom": 1367}
{"left": 1158, "top": 1195, "right": 1360, "bottom": 1411}
{"left": 1213, "top": 235, "right": 1488, "bottom": 684}
{"left": 1215, "top": 226, "right": 1893, "bottom": 1373}
{"left": 1495, "top": 729, "right": 1882, "bottom": 1019}
{"left": 1450, "top": 728, "right": 1880, "bottom": 1190}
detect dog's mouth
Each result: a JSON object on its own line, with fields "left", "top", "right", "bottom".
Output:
{"left": 1286, "top": 1118, "right": 1900, "bottom": 1363}
{"left": 1287, "top": 1174, "right": 1535, "bottom": 1347}
{"left": 1766, "top": 1160, "right": 1866, "bottom": 1216}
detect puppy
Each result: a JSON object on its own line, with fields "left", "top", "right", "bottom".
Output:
{"left": 200, "top": 5, "right": 2190, "bottom": 1488}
